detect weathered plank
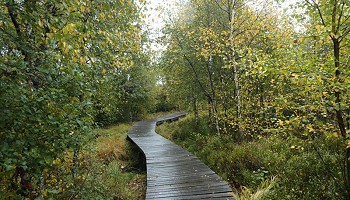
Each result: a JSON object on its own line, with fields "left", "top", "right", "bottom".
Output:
{"left": 127, "top": 112, "right": 235, "bottom": 200}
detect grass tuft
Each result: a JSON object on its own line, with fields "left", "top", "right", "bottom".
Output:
{"left": 234, "top": 177, "right": 276, "bottom": 200}
{"left": 95, "top": 124, "right": 131, "bottom": 164}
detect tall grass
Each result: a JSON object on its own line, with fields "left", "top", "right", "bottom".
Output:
{"left": 233, "top": 177, "right": 276, "bottom": 200}
{"left": 57, "top": 123, "right": 146, "bottom": 200}
{"left": 156, "top": 114, "right": 346, "bottom": 199}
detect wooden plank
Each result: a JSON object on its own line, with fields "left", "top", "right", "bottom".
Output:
{"left": 127, "top": 112, "right": 235, "bottom": 200}
{"left": 146, "top": 187, "right": 233, "bottom": 199}
{"left": 146, "top": 182, "right": 230, "bottom": 193}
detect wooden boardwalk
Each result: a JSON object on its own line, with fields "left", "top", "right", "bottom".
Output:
{"left": 127, "top": 112, "right": 234, "bottom": 200}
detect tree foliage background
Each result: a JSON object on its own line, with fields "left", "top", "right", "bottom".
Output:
{"left": 0, "top": 0, "right": 155, "bottom": 198}
{"left": 160, "top": 0, "right": 350, "bottom": 198}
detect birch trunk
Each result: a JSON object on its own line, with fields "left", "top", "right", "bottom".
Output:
{"left": 230, "top": 0, "right": 241, "bottom": 137}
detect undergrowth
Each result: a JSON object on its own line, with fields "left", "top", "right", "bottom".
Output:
{"left": 58, "top": 123, "right": 146, "bottom": 200}
{"left": 156, "top": 114, "right": 345, "bottom": 200}
{"left": 14, "top": 123, "right": 147, "bottom": 200}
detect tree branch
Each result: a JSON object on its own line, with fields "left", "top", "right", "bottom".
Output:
{"left": 305, "top": 0, "right": 327, "bottom": 27}
{"left": 6, "top": 1, "right": 21, "bottom": 37}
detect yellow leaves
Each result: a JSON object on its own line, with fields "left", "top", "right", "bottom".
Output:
{"left": 42, "top": 190, "right": 48, "bottom": 197}
{"left": 332, "top": 132, "right": 339, "bottom": 138}
{"left": 199, "top": 50, "right": 210, "bottom": 60}
{"left": 306, "top": 124, "right": 315, "bottom": 133}
{"left": 220, "top": 30, "right": 230, "bottom": 37}
{"left": 97, "top": 30, "right": 104, "bottom": 35}
{"left": 99, "top": 13, "right": 105, "bottom": 19}
{"left": 80, "top": 56, "right": 86, "bottom": 65}
{"left": 73, "top": 49, "right": 80, "bottom": 56}
{"left": 329, "top": 32, "right": 336, "bottom": 38}
{"left": 62, "top": 41, "right": 69, "bottom": 54}
{"left": 80, "top": 5, "right": 85, "bottom": 12}
{"left": 79, "top": 5, "right": 90, "bottom": 12}
{"left": 292, "top": 73, "right": 299, "bottom": 79}
{"left": 325, "top": 132, "right": 340, "bottom": 139}
{"left": 188, "top": 30, "right": 196, "bottom": 36}
{"left": 38, "top": 20, "right": 43, "bottom": 28}
{"left": 52, "top": 158, "right": 62, "bottom": 165}
{"left": 290, "top": 145, "right": 304, "bottom": 151}
{"left": 47, "top": 33, "right": 54, "bottom": 40}
{"left": 346, "top": 140, "right": 350, "bottom": 149}
{"left": 62, "top": 23, "right": 76, "bottom": 35}
{"left": 67, "top": 5, "right": 75, "bottom": 12}
{"left": 101, "top": 68, "right": 107, "bottom": 75}
{"left": 249, "top": 60, "right": 253, "bottom": 67}
{"left": 112, "top": 60, "right": 121, "bottom": 69}
{"left": 278, "top": 119, "right": 284, "bottom": 126}
{"left": 315, "top": 24, "right": 322, "bottom": 31}
{"left": 3, "top": 5, "right": 8, "bottom": 13}
{"left": 276, "top": 42, "right": 281, "bottom": 48}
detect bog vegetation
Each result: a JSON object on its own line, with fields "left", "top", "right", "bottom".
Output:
{"left": 1, "top": 0, "right": 350, "bottom": 199}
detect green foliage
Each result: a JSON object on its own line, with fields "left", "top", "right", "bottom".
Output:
{"left": 0, "top": 0, "right": 150, "bottom": 197}
{"left": 154, "top": 85, "right": 177, "bottom": 112}
{"left": 94, "top": 63, "right": 157, "bottom": 125}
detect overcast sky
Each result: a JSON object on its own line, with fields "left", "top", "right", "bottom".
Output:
{"left": 144, "top": 0, "right": 297, "bottom": 54}
{"left": 144, "top": 0, "right": 178, "bottom": 54}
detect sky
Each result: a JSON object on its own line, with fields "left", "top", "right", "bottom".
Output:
{"left": 144, "top": 0, "right": 178, "bottom": 55}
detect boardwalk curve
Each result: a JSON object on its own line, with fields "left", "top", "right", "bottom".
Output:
{"left": 127, "top": 112, "right": 235, "bottom": 200}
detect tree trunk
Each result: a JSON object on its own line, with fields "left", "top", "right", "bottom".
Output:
{"left": 230, "top": 0, "right": 241, "bottom": 138}
{"left": 193, "top": 96, "right": 199, "bottom": 127}
{"left": 219, "top": 67, "right": 229, "bottom": 134}
{"left": 208, "top": 98, "right": 212, "bottom": 124}
{"left": 207, "top": 56, "right": 221, "bottom": 135}
{"left": 332, "top": 36, "right": 350, "bottom": 198}
{"left": 333, "top": 39, "right": 346, "bottom": 138}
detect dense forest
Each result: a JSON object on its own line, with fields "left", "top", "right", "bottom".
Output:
{"left": 1, "top": 0, "right": 350, "bottom": 199}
